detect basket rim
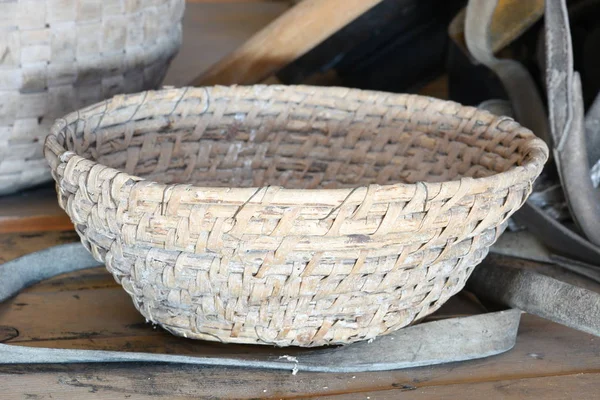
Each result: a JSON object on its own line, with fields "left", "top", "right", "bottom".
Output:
{"left": 44, "top": 85, "right": 549, "bottom": 204}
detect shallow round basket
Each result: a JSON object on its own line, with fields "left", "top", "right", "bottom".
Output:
{"left": 0, "top": 0, "right": 184, "bottom": 195}
{"left": 44, "top": 85, "right": 548, "bottom": 347}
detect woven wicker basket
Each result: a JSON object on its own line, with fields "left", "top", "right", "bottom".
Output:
{"left": 45, "top": 85, "right": 548, "bottom": 347}
{"left": 0, "top": 0, "right": 184, "bottom": 195}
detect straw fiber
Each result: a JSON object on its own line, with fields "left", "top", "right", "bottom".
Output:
{"left": 45, "top": 85, "right": 548, "bottom": 346}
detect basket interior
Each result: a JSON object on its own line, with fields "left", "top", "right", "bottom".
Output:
{"left": 63, "top": 88, "right": 532, "bottom": 189}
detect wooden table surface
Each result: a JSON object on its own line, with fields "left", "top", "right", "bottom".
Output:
{"left": 1, "top": 2, "right": 599, "bottom": 398}
{"left": 1, "top": 229, "right": 599, "bottom": 399}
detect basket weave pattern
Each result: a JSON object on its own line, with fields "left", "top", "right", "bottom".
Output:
{"left": 0, "top": 0, "right": 184, "bottom": 195}
{"left": 45, "top": 86, "right": 548, "bottom": 346}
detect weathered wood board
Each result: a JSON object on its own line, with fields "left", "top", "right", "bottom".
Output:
{"left": 0, "top": 231, "right": 599, "bottom": 399}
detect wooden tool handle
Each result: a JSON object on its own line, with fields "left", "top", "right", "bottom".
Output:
{"left": 190, "top": 0, "right": 382, "bottom": 86}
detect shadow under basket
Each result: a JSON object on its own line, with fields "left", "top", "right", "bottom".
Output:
{"left": 44, "top": 85, "right": 548, "bottom": 347}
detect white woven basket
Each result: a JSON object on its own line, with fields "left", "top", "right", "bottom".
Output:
{"left": 0, "top": 0, "right": 184, "bottom": 195}
{"left": 45, "top": 86, "right": 548, "bottom": 347}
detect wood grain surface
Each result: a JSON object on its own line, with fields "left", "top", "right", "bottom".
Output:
{"left": 0, "top": 185, "right": 73, "bottom": 234}
{"left": 1, "top": 231, "right": 599, "bottom": 399}
{"left": 1, "top": 2, "right": 599, "bottom": 398}
{"left": 164, "top": 1, "right": 289, "bottom": 86}
{"left": 190, "top": 0, "right": 383, "bottom": 85}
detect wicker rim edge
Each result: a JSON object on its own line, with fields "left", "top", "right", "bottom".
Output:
{"left": 44, "top": 85, "right": 549, "bottom": 206}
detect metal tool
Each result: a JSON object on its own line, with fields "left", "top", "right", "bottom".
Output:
{"left": 587, "top": 92, "right": 600, "bottom": 187}
{"left": 0, "top": 243, "right": 520, "bottom": 372}
{"left": 469, "top": 253, "right": 600, "bottom": 337}
{"left": 464, "top": 0, "right": 550, "bottom": 145}
{"left": 462, "top": 0, "right": 600, "bottom": 337}
{"left": 464, "top": 0, "right": 600, "bottom": 265}
{"left": 492, "top": 230, "right": 600, "bottom": 284}
{"left": 545, "top": 0, "right": 600, "bottom": 247}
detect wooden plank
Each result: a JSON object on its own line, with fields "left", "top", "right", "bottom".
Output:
{"left": 186, "top": 0, "right": 293, "bottom": 3}
{"left": 418, "top": 75, "right": 449, "bottom": 100}
{"left": 2, "top": 230, "right": 600, "bottom": 398}
{"left": 2, "top": 235, "right": 598, "bottom": 399}
{"left": 187, "top": 0, "right": 295, "bottom": 3}
{"left": 12, "top": 267, "right": 118, "bottom": 294}
{"left": 164, "top": 1, "right": 289, "bottom": 86}
{"left": 4, "top": 290, "right": 599, "bottom": 379}
{"left": 321, "top": 373, "right": 600, "bottom": 400}
{"left": 0, "top": 286, "right": 152, "bottom": 343}
{"left": 190, "top": 0, "right": 383, "bottom": 85}
{"left": 0, "top": 258, "right": 481, "bottom": 349}
{"left": 1, "top": 264, "right": 599, "bottom": 399}
{"left": 0, "top": 186, "right": 73, "bottom": 234}
{"left": 1, "top": 314, "right": 599, "bottom": 400}
{"left": 0, "top": 230, "right": 78, "bottom": 263}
